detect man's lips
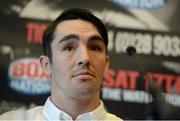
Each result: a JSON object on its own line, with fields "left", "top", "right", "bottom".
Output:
{"left": 72, "top": 71, "right": 95, "bottom": 79}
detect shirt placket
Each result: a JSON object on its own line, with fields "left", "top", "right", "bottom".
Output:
{"left": 59, "top": 112, "right": 73, "bottom": 121}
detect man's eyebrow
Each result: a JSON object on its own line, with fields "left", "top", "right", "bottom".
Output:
{"left": 88, "top": 35, "right": 104, "bottom": 42}
{"left": 59, "top": 34, "right": 79, "bottom": 43}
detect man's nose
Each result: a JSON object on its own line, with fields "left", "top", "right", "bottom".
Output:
{"left": 77, "top": 47, "right": 90, "bottom": 66}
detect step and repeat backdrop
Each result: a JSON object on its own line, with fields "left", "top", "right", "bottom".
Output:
{"left": 0, "top": 0, "right": 180, "bottom": 120}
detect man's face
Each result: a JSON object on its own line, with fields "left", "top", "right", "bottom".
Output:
{"left": 41, "top": 19, "right": 109, "bottom": 100}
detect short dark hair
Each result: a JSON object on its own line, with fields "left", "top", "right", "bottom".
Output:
{"left": 42, "top": 8, "right": 108, "bottom": 60}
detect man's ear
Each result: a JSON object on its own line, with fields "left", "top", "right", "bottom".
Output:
{"left": 39, "top": 55, "right": 52, "bottom": 78}
{"left": 104, "top": 55, "right": 110, "bottom": 74}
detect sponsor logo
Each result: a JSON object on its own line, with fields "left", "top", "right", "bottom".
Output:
{"left": 112, "top": 0, "right": 167, "bottom": 9}
{"left": 8, "top": 58, "right": 50, "bottom": 95}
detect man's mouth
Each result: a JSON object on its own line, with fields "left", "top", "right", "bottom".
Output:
{"left": 72, "top": 71, "right": 95, "bottom": 80}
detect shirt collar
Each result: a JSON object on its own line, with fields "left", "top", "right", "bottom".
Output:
{"left": 43, "top": 97, "right": 106, "bottom": 121}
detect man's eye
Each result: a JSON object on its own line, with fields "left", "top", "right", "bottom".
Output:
{"left": 90, "top": 45, "right": 101, "bottom": 51}
{"left": 63, "top": 46, "right": 74, "bottom": 51}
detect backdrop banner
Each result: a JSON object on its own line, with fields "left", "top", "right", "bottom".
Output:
{"left": 0, "top": 0, "right": 180, "bottom": 119}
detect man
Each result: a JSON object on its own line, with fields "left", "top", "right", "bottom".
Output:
{"left": 0, "top": 8, "right": 122, "bottom": 120}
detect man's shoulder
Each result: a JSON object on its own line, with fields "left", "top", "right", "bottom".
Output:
{"left": 0, "top": 106, "right": 45, "bottom": 120}
{"left": 105, "top": 112, "right": 123, "bottom": 121}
